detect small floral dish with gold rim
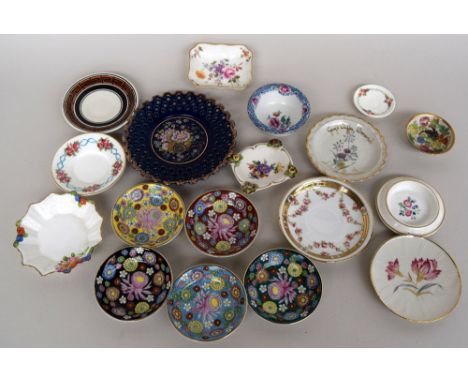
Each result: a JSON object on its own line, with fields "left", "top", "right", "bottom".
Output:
{"left": 13, "top": 192, "right": 102, "bottom": 276}
{"left": 376, "top": 176, "right": 444, "bottom": 237}
{"left": 370, "top": 235, "right": 461, "bottom": 323}
{"left": 406, "top": 113, "right": 455, "bottom": 154}
{"left": 188, "top": 43, "right": 253, "bottom": 90}
{"left": 230, "top": 139, "right": 297, "bottom": 194}
{"left": 63, "top": 72, "right": 139, "bottom": 133}
{"left": 185, "top": 190, "right": 259, "bottom": 257}
{"left": 244, "top": 248, "right": 322, "bottom": 324}
{"left": 167, "top": 264, "right": 246, "bottom": 341}
{"left": 306, "top": 114, "right": 387, "bottom": 182}
{"left": 52, "top": 133, "right": 126, "bottom": 196}
{"left": 279, "top": 177, "right": 373, "bottom": 263}
{"left": 95, "top": 247, "right": 172, "bottom": 321}
{"left": 247, "top": 83, "right": 311, "bottom": 136}
{"left": 353, "top": 84, "right": 396, "bottom": 118}
{"left": 112, "top": 183, "right": 185, "bottom": 248}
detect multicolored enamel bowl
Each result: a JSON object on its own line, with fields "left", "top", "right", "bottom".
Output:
{"left": 95, "top": 247, "right": 172, "bottom": 321}
{"left": 406, "top": 113, "right": 455, "bottom": 154}
{"left": 167, "top": 264, "right": 246, "bottom": 341}
{"left": 112, "top": 183, "right": 185, "bottom": 248}
{"left": 244, "top": 249, "right": 322, "bottom": 324}
{"left": 185, "top": 190, "right": 259, "bottom": 257}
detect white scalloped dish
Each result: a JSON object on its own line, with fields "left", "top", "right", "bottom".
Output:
{"left": 13, "top": 193, "right": 103, "bottom": 275}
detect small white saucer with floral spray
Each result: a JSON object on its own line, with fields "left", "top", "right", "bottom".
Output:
{"left": 229, "top": 139, "right": 297, "bottom": 194}
{"left": 188, "top": 43, "right": 253, "bottom": 90}
{"left": 370, "top": 235, "right": 461, "bottom": 323}
{"left": 353, "top": 84, "right": 396, "bottom": 118}
{"left": 13, "top": 193, "right": 103, "bottom": 275}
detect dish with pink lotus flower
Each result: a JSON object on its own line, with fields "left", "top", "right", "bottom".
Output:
{"left": 370, "top": 235, "right": 461, "bottom": 323}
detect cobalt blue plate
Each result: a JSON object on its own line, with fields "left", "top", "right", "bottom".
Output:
{"left": 123, "top": 91, "right": 236, "bottom": 185}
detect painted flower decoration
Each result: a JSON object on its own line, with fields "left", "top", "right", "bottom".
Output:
{"left": 386, "top": 259, "right": 403, "bottom": 280}
{"left": 278, "top": 85, "right": 292, "bottom": 95}
{"left": 411, "top": 258, "right": 441, "bottom": 282}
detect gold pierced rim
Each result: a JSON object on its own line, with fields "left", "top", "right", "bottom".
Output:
{"left": 305, "top": 114, "right": 388, "bottom": 183}
{"left": 278, "top": 177, "right": 374, "bottom": 263}
{"left": 110, "top": 182, "right": 186, "bottom": 248}
{"left": 183, "top": 188, "right": 260, "bottom": 258}
{"left": 405, "top": 113, "right": 456, "bottom": 155}
{"left": 369, "top": 235, "right": 462, "bottom": 324}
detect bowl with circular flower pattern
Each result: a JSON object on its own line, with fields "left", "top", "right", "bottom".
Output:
{"left": 244, "top": 248, "right": 322, "bottom": 324}
{"left": 95, "top": 247, "right": 172, "bottom": 321}
{"left": 167, "top": 264, "right": 246, "bottom": 341}
{"left": 406, "top": 113, "right": 455, "bottom": 154}
{"left": 247, "top": 83, "right": 311, "bottom": 136}
{"left": 185, "top": 190, "right": 259, "bottom": 257}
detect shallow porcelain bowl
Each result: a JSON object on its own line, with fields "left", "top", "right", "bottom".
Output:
{"left": 247, "top": 83, "right": 311, "bottom": 136}
{"left": 95, "top": 247, "right": 172, "bottom": 321}
{"left": 185, "top": 190, "right": 259, "bottom": 257}
{"left": 370, "top": 235, "right": 461, "bottom": 323}
{"left": 406, "top": 113, "right": 455, "bottom": 154}
{"left": 13, "top": 193, "right": 103, "bottom": 275}
{"left": 52, "top": 133, "right": 126, "bottom": 196}
{"left": 244, "top": 248, "right": 322, "bottom": 324}
{"left": 230, "top": 139, "right": 297, "bottom": 194}
{"left": 306, "top": 114, "right": 387, "bottom": 182}
{"left": 279, "top": 177, "right": 373, "bottom": 263}
{"left": 353, "top": 84, "right": 396, "bottom": 118}
{"left": 167, "top": 264, "right": 246, "bottom": 341}
{"left": 376, "top": 176, "right": 444, "bottom": 236}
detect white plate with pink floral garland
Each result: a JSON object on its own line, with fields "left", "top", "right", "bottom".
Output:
{"left": 353, "top": 84, "right": 396, "bottom": 118}
{"left": 13, "top": 193, "right": 103, "bottom": 276}
{"left": 52, "top": 133, "right": 126, "bottom": 196}
{"left": 306, "top": 115, "right": 387, "bottom": 182}
{"left": 279, "top": 177, "right": 373, "bottom": 263}
{"left": 370, "top": 235, "right": 461, "bottom": 323}
{"left": 188, "top": 43, "right": 253, "bottom": 90}
{"left": 376, "top": 176, "right": 444, "bottom": 237}
{"left": 230, "top": 139, "right": 297, "bottom": 194}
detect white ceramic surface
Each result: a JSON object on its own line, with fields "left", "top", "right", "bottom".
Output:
{"left": 51, "top": 133, "right": 126, "bottom": 196}
{"left": 306, "top": 114, "right": 387, "bottom": 182}
{"left": 79, "top": 89, "right": 123, "bottom": 124}
{"left": 370, "top": 235, "right": 461, "bottom": 323}
{"left": 376, "top": 176, "right": 444, "bottom": 236}
{"left": 353, "top": 84, "right": 396, "bottom": 118}
{"left": 231, "top": 140, "right": 296, "bottom": 193}
{"left": 279, "top": 177, "right": 373, "bottom": 263}
{"left": 13, "top": 193, "right": 103, "bottom": 275}
{"left": 188, "top": 43, "right": 253, "bottom": 89}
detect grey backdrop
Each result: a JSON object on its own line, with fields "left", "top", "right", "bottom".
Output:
{"left": 1, "top": 35, "right": 467, "bottom": 347}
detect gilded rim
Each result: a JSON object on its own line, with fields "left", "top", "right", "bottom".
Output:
{"left": 369, "top": 235, "right": 462, "bottom": 323}
{"left": 110, "top": 182, "right": 185, "bottom": 248}
{"left": 405, "top": 113, "right": 455, "bottom": 155}
{"left": 278, "top": 177, "right": 373, "bottom": 263}
{"left": 184, "top": 188, "right": 260, "bottom": 258}
{"left": 306, "top": 114, "right": 388, "bottom": 183}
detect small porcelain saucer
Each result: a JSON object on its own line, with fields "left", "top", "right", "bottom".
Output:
{"left": 244, "top": 249, "right": 322, "bottom": 324}
{"left": 52, "top": 133, "right": 126, "bottom": 196}
{"left": 370, "top": 235, "right": 461, "bottom": 323}
{"left": 406, "top": 113, "right": 455, "bottom": 154}
{"left": 188, "top": 43, "right": 253, "bottom": 90}
{"left": 376, "top": 176, "right": 444, "bottom": 236}
{"left": 63, "top": 72, "right": 139, "bottom": 133}
{"left": 247, "top": 83, "right": 311, "bottom": 136}
{"left": 230, "top": 139, "right": 297, "bottom": 194}
{"left": 279, "top": 177, "right": 373, "bottom": 263}
{"left": 167, "top": 264, "right": 246, "bottom": 342}
{"left": 13, "top": 193, "right": 103, "bottom": 275}
{"left": 306, "top": 114, "right": 387, "bottom": 182}
{"left": 95, "top": 247, "right": 172, "bottom": 321}
{"left": 353, "top": 84, "right": 396, "bottom": 118}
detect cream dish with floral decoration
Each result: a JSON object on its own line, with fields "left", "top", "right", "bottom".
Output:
{"left": 13, "top": 192, "right": 103, "bottom": 276}
{"left": 370, "top": 235, "right": 461, "bottom": 323}
{"left": 306, "top": 114, "right": 387, "bottom": 182}
{"left": 279, "top": 177, "right": 373, "bottom": 263}
{"left": 230, "top": 139, "right": 297, "bottom": 194}
{"left": 52, "top": 133, "right": 126, "bottom": 196}
{"left": 188, "top": 43, "right": 253, "bottom": 90}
